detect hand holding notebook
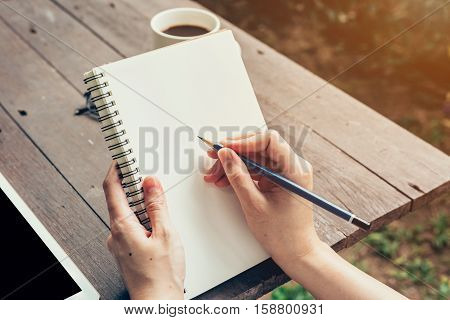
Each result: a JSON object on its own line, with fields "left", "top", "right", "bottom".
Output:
{"left": 103, "top": 163, "right": 185, "bottom": 300}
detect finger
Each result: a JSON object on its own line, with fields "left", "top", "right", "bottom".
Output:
{"left": 208, "top": 165, "right": 263, "bottom": 185}
{"left": 205, "top": 159, "right": 263, "bottom": 185}
{"left": 204, "top": 160, "right": 225, "bottom": 183}
{"left": 222, "top": 130, "right": 294, "bottom": 172}
{"left": 258, "top": 176, "right": 278, "bottom": 192}
{"left": 222, "top": 131, "right": 260, "bottom": 141}
{"left": 243, "top": 152, "right": 280, "bottom": 176}
{"left": 143, "top": 176, "right": 171, "bottom": 238}
{"left": 103, "top": 161, "right": 136, "bottom": 225}
{"left": 217, "top": 148, "right": 263, "bottom": 205}
{"left": 214, "top": 175, "right": 230, "bottom": 188}
{"left": 207, "top": 149, "right": 218, "bottom": 159}
{"left": 106, "top": 234, "right": 113, "bottom": 252}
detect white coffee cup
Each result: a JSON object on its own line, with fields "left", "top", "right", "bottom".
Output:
{"left": 150, "top": 8, "right": 221, "bottom": 49}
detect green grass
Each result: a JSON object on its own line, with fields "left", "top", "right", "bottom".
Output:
{"left": 431, "top": 213, "right": 449, "bottom": 250}
{"left": 402, "top": 257, "right": 435, "bottom": 284}
{"left": 429, "top": 120, "right": 444, "bottom": 146}
{"left": 272, "top": 284, "right": 314, "bottom": 300}
{"left": 437, "top": 276, "right": 450, "bottom": 300}
{"left": 364, "top": 227, "right": 400, "bottom": 258}
{"left": 270, "top": 209, "right": 449, "bottom": 300}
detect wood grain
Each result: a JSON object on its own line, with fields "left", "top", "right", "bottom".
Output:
{"left": 0, "top": 12, "right": 112, "bottom": 224}
{"left": 0, "top": 0, "right": 418, "bottom": 299}
{"left": 0, "top": 0, "right": 120, "bottom": 93}
{"left": 59, "top": 0, "right": 449, "bottom": 208}
{"left": 0, "top": 0, "right": 447, "bottom": 299}
{"left": 0, "top": 107, "right": 125, "bottom": 299}
{"left": 0, "top": 0, "right": 413, "bottom": 240}
{"left": 0, "top": 0, "right": 402, "bottom": 237}
{"left": 0, "top": 0, "right": 341, "bottom": 249}
{"left": 120, "top": 0, "right": 450, "bottom": 209}
{"left": 49, "top": 0, "right": 418, "bottom": 235}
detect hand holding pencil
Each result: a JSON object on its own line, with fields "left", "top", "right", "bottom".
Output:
{"left": 203, "top": 130, "right": 321, "bottom": 264}
{"left": 201, "top": 130, "right": 370, "bottom": 230}
{"left": 202, "top": 130, "right": 405, "bottom": 300}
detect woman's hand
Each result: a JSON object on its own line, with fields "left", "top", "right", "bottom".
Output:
{"left": 204, "top": 130, "right": 407, "bottom": 300}
{"left": 203, "top": 130, "right": 320, "bottom": 275}
{"left": 103, "top": 162, "right": 185, "bottom": 300}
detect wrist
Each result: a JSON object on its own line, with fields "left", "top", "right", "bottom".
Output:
{"left": 130, "top": 288, "right": 184, "bottom": 300}
{"left": 295, "top": 240, "right": 330, "bottom": 266}
{"left": 273, "top": 237, "right": 328, "bottom": 278}
{"left": 129, "top": 280, "right": 184, "bottom": 300}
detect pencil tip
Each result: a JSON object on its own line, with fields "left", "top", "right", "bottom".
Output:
{"left": 197, "top": 136, "right": 214, "bottom": 148}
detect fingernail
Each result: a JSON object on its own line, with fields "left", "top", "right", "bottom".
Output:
{"left": 143, "top": 176, "right": 162, "bottom": 196}
{"left": 218, "top": 148, "right": 233, "bottom": 160}
{"left": 218, "top": 149, "right": 237, "bottom": 173}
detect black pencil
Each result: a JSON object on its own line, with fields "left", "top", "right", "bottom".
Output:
{"left": 198, "top": 136, "right": 371, "bottom": 230}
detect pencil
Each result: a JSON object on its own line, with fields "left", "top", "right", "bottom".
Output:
{"left": 198, "top": 136, "right": 371, "bottom": 230}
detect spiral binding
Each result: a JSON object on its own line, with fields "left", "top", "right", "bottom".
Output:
{"left": 84, "top": 71, "right": 150, "bottom": 230}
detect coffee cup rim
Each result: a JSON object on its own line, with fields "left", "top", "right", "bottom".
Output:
{"left": 150, "top": 7, "right": 221, "bottom": 41}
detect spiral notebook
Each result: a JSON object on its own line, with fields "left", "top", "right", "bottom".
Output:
{"left": 84, "top": 30, "right": 268, "bottom": 299}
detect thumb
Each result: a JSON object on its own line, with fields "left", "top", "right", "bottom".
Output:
{"left": 217, "top": 148, "right": 261, "bottom": 205}
{"left": 142, "top": 176, "right": 170, "bottom": 238}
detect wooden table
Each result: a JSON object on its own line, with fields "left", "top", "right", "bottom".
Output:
{"left": 0, "top": 0, "right": 449, "bottom": 299}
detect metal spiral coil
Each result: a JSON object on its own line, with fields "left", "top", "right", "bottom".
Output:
{"left": 84, "top": 72, "right": 104, "bottom": 84}
{"left": 122, "top": 177, "right": 142, "bottom": 189}
{"left": 128, "top": 198, "right": 145, "bottom": 207}
{"left": 135, "top": 208, "right": 147, "bottom": 215}
{"left": 91, "top": 91, "right": 111, "bottom": 103}
{"left": 116, "top": 158, "right": 136, "bottom": 169}
{"left": 101, "top": 120, "right": 122, "bottom": 132}
{"left": 86, "top": 81, "right": 109, "bottom": 93}
{"left": 96, "top": 101, "right": 115, "bottom": 113}
{"left": 84, "top": 72, "right": 149, "bottom": 228}
{"left": 104, "top": 129, "right": 126, "bottom": 142}
{"left": 126, "top": 187, "right": 144, "bottom": 198}
{"left": 112, "top": 148, "right": 132, "bottom": 160}
{"left": 108, "top": 139, "right": 129, "bottom": 151}
{"left": 119, "top": 167, "right": 139, "bottom": 179}
{"left": 98, "top": 110, "right": 119, "bottom": 122}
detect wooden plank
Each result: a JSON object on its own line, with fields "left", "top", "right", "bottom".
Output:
{"left": 62, "top": 0, "right": 450, "bottom": 208}
{"left": 0, "top": 107, "right": 125, "bottom": 299}
{"left": 238, "top": 46, "right": 450, "bottom": 210}
{"left": 39, "top": 0, "right": 410, "bottom": 229}
{"left": 0, "top": 0, "right": 415, "bottom": 298}
{"left": 0, "top": 0, "right": 411, "bottom": 239}
{"left": 0, "top": 1, "right": 293, "bottom": 231}
{"left": 0, "top": 0, "right": 120, "bottom": 94}
{"left": 207, "top": 1, "right": 450, "bottom": 209}
{"left": 54, "top": 0, "right": 183, "bottom": 58}
{"left": 0, "top": 0, "right": 345, "bottom": 247}
{"left": 0, "top": 13, "right": 112, "bottom": 224}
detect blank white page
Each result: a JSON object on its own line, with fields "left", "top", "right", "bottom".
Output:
{"left": 94, "top": 30, "right": 268, "bottom": 299}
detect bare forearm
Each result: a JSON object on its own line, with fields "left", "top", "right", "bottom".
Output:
{"left": 280, "top": 241, "right": 407, "bottom": 300}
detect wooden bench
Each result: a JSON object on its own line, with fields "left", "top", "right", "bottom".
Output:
{"left": 0, "top": 0, "right": 448, "bottom": 299}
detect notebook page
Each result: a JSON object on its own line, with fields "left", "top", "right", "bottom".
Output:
{"left": 96, "top": 30, "right": 268, "bottom": 299}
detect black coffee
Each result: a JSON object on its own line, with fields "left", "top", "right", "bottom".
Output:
{"left": 163, "top": 25, "right": 209, "bottom": 37}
